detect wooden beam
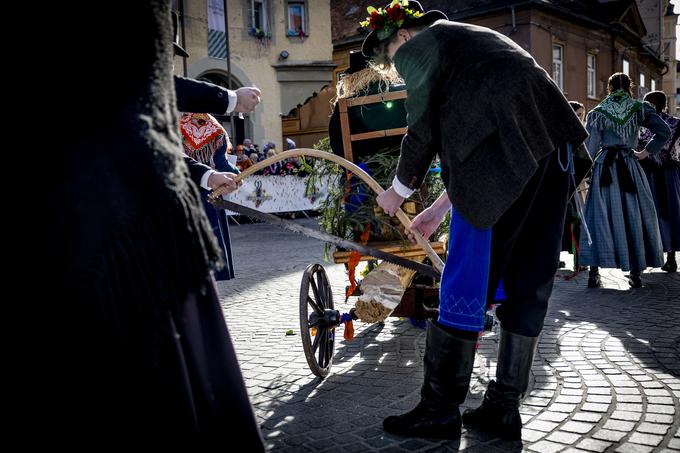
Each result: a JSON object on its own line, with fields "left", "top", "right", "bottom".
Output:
{"left": 338, "top": 98, "right": 354, "bottom": 162}
{"left": 345, "top": 90, "right": 407, "bottom": 107}
{"left": 355, "top": 256, "right": 425, "bottom": 323}
{"left": 351, "top": 127, "right": 407, "bottom": 142}
{"left": 332, "top": 241, "right": 445, "bottom": 264}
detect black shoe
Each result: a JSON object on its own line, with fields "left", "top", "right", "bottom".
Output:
{"left": 661, "top": 260, "right": 677, "bottom": 273}
{"left": 587, "top": 275, "right": 602, "bottom": 288}
{"left": 383, "top": 402, "right": 461, "bottom": 439}
{"left": 558, "top": 261, "right": 566, "bottom": 269}
{"left": 628, "top": 273, "right": 642, "bottom": 288}
{"left": 463, "top": 329, "right": 538, "bottom": 442}
{"left": 462, "top": 382, "right": 523, "bottom": 440}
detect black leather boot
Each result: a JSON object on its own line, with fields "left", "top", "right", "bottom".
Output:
{"left": 661, "top": 253, "right": 677, "bottom": 273}
{"left": 462, "top": 329, "right": 539, "bottom": 441}
{"left": 628, "top": 270, "right": 642, "bottom": 288}
{"left": 587, "top": 266, "right": 601, "bottom": 288}
{"left": 383, "top": 320, "right": 477, "bottom": 439}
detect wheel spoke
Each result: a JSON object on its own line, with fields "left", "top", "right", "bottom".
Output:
{"left": 323, "top": 329, "right": 333, "bottom": 367}
{"left": 316, "top": 272, "right": 324, "bottom": 298}
{"left": 317, "top": 272, "right": 330, "bottom": 307}
{"left": 325, "top": 278, "right": 332, "bottom": 306}
{"left": 307, "top": 296, "right": 323, "bottom": 316}
{"left": 318, "top": 329, "right": 327, "bottom": 365}
{"left": 312, "top": 327, "right": 322, "bottom": 353}
{"left": 309, "top": 277, "right": 323, "bottom": 309}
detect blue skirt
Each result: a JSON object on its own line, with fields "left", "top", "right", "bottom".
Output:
{"left": 201, "top": 193, "right": 235, "bottom": 281}
{"left": 579, "top": 152, "right": 663, "bottom": 271}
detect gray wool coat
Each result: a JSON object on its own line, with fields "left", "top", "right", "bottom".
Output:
{"left": 394, "top": 20, "right": 589, "bottom": 229}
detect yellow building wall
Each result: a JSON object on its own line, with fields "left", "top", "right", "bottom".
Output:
{"left": 175, "top": 0, "right": 332, "bottom": 149}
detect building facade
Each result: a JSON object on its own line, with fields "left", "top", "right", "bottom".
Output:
{"left": 331, "top": 0, "right": 675, "bottom": 114}
{"left": 174, "top": 0, "right": 334, "bottom": 149}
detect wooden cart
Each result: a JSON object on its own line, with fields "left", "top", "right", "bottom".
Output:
{"left": 298, "top": 90, "right": 448, "bottom": 378}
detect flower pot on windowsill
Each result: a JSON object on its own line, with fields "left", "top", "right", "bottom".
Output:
{"left": 249, "top": 27, "right": 271, "bottom": 46}
{"left": 286, "top": 30, "right": 308, "bottom": 42}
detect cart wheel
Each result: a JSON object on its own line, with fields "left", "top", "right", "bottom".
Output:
{"left": 300, "top": 263, "right": 338, "bottom": 379}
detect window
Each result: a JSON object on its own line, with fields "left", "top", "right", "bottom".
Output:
{"left": 623, "top": 58, "right": 630, "bottom": 75}
{"left": 251, "top": 0, "right": 269, "bottom": 33}
{"left": 552, "top": 44, "right": 564, "bottom": 91}
{"left": 287, "top": 1, "right": 307, "bottom": 36}
{"left": 587, "top": 54, "right": 597, "bottom": 98}
{"left": 638, "top": 73, "right": 648, "bottom": 99}
{"left": 651, "top": 79, "right": 657, "bottom": 91}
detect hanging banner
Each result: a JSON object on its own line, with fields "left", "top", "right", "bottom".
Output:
{"left": 208, "top": 0, "right": 227, "bottom": 59}
{"left": 220, "top": 175, "right": 332, "bottom": 214}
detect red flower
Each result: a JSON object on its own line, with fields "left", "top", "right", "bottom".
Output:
{"left": 369, "top": 12, "right": 384, "bottom": 29}
{"left": 386, "top": 5, "right": 405, "bottom": 22}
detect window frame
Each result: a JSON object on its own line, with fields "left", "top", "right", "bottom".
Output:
{"left": 587, "top": 53, "right": 597, "bottom": 99}
{"left": 286, "top": 1, "right": 308, "bottom": 37}
{"left": 251, "top": 0, "right": 269, "bottom": 34}
{"left": 552, "top": 43, "right": 564, "bottom": 92}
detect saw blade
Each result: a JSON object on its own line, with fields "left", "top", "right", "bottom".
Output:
{"left": 212, "top": 198, "right": 441, "bottom": 280}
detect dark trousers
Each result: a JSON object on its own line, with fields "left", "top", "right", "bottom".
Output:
{"left": 486, "top": 151, "right": 570, "bottom": 337}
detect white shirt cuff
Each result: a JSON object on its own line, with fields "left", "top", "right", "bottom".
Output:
{"left": 392, "top": 175, "right": 415, "bottom": 198}
{"left": 200, "top": 169, "right": 216, "bottom": 190}
{"left": 226, "top": 90, "right": 237, "bottom": 114}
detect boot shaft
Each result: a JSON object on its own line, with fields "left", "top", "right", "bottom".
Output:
{"left": 421, "top": 320, "right": 478, "bottom": 408}
{"left": 495, "top": 328, "right": 539, "bottom": 400}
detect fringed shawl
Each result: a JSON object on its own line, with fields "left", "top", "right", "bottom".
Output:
{"left": 179, "top": 112, "right": 228, "bottom": 167}
{"left": 589, "top": 90, "right": 643, "bottom": 142}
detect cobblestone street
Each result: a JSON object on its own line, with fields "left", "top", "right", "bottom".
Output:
{"left": 217, "top": 218, "right": 680, "bottom": 452}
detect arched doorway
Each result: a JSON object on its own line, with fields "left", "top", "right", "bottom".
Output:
{"left": 197, "top": 72, "right": 250, "bottom": 147}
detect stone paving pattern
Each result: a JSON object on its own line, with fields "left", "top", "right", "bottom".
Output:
{"left": 216, "top": 219, "right": 680, "bottom": 452}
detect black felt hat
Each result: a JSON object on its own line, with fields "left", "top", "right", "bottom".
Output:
{"left": 361, "top": 1, "right": 447, "bottom": 58}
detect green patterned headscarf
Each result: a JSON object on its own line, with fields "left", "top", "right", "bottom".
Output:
{"left": 589, "top": 90, "right": 642, "bottom": 141}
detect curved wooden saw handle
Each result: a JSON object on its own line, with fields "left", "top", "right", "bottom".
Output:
{"left": 209, "top": 148, "right": 445, "bottom": 272}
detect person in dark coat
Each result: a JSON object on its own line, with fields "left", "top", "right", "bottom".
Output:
{"left": 179, "top": 112, "right": 240, "bottom": 280}
{"left": 560, "top": 101, "right": 587, "bottom": 271}
{"left": 365, "top": 0, "right": 589, "bottom": 442}
{"left": 44, "top": 1, "right": 264, "bottom": 448}
{"left": 638, "top": 90, "right": 680, "bottom": 273}
{"left": 172, "top": 16, "right": 260, "bottom": 281}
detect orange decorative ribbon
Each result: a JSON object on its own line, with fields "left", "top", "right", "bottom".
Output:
{"left": 346, "top": 226, "right": 371, "bottom": 300}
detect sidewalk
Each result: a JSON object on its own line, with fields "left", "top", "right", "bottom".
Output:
{"left": 217, "top": 219, "right": 680, "bottom": 452}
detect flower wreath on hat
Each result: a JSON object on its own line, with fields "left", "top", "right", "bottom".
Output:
{"left": 359, "top": 0, "right": 424, "bottom": 41}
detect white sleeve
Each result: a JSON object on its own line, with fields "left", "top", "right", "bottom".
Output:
{"left": 392, "top": 175, "right": 415, "bottom": 198}
{"left": 200, "top": 169, "right": 216, "bottom": 190}
{"left": 225, "top": 90, "right": 237, "bottom": 114}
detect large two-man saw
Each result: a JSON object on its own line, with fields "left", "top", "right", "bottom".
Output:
{"left": 207, "top": 148, "right": 445, "bottom": 279}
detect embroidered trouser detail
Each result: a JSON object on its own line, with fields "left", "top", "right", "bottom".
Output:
{"left": 438, "top": 208, "right": 492, "bottom": 332}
